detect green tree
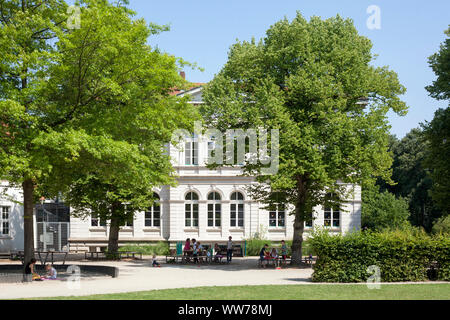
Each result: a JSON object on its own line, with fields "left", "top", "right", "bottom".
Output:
{"left": 201, "top": 13, "right": 407, "bottom": 264}
{"left": 426, "top": 27, "right": 450, "bottom": 100}
{"left": 0, "top": 0, "right": 197, "bottom": 263}
{"left": 422, "top": 108, "right": 450, "bottom": 215}
{"left": 362, "top": 185, "right": 411, "bottom": 231}
{"left": 377, "top": 129, "right": 441, "bottom": 231}
{"left": 423, "top": 26, "right": 450, "bottom": 216}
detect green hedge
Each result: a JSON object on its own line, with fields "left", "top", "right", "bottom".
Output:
{"left": 310, "top": 230, "right": 450, "bottom": 283}
{"left": 118, "top": 242, "right": 170, "bottom": 256}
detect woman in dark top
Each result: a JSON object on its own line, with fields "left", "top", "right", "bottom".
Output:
{"left": 25, "top": 258, "right": 40, "bottom": 280}
{"left": 25, "top": 258, "right": 36, "bottom": 274}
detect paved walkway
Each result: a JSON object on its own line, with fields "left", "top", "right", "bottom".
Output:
{"left": 1, "top": 257, "right": 314, "bottom": 299}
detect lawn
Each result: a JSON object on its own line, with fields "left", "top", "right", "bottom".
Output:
{"left": 37, "top": 284, "right": 450, "bottom": 300}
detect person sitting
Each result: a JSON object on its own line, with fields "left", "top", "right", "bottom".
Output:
{"left": 192, "top": 241, "right": 199, "bottom": 264}
{"left": 259, "top": 244, "right": 269, "bottom": 268}
{"left": 214, "top": 243, "right": 223, "bottom": 262}
{"left": 271, "top": 248, "right": 279, "bottom": 267}
{"left": 197, "top": 242, "right": 204, "bottom": 263}
{"left": 25, "top": 258, "right": 41, "bottom": 281}
{"left": 152, "top": 254, "right": 161, "bottom": 267}
{"left": 44, "top": 264, "right": 57, "bottom": 280}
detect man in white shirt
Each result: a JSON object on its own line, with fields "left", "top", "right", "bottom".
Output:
{"left": 227, "top": 236, "right": 233, "bottom": 263}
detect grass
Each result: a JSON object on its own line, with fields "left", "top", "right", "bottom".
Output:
{"left": 35, "top": 284, "right": 450, "bottom": 300}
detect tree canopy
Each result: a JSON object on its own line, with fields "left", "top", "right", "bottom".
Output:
{"left": 201, "top": 13, "right": 407, "bottom": 263}
{"left": 426, "top": 27, "right": 450, "bottom": 101}
{"left": 0, "top": 0, "right": 198, "bottom": 260}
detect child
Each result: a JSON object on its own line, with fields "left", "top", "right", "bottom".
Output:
{"left": 214, "top": 243, "right": 223, "bottom": 262}
{"left": 271, "top": 248, "right": 278, "bottom": 259}
{"left": 281, "top": 240, "right": 288, "bottom": 260}
{"left": 45, "top": 264, "right": 57, "bottom": 280}
{"left": 271, "top": 248, "right": 279, "bottom": 267}
{"left": 183, "top": 238, "right": 191, "bottom": 254}
{"left": 192, "top": 239, "right": 198, "bottom": 263}
{"left": 152, "top": 254, "right": 160, "bottom": 267}
{"left": 259, "top": 244, "right": 269, "bottom": 268}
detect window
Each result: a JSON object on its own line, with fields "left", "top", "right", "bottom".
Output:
{"left": 324, "top": 193, "right": 340, "bottom": 228}
{"left": 207, "top": 137, "right": 215, "bottom": 160}
{"left": 124, "top": 206, "right": 134, "bottom": 227}
{"left": 145, "top": 193, "right": 161, "bottom": 227}
{"left": 185, "top": 135, "right": 198, "bottom": 165}
{"left": 269, "top": 204, "right": 285, "bottom": 228}
{"left": 305, "top": 212, "right": 313, "bottom": 228}
{"left": 207, "top": 192, "right": 221, "bottom": 227}
{"left": 91, "top": 214, "right": 106, "bottom": 227}
{"left": 185, "top": 192, "right": 199, "bottom": 227}
{"left": 230, "top": 192, "right": 244, "bottom": 228}
{"left": 324, "top": 206, "right": 340, "bottom": 227}
{"left": 1, "top": 206, "right": 10, "bottom": 236}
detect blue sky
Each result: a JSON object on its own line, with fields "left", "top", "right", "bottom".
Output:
{"left": 127, "top": 0, "right": 449, "bottom": 138}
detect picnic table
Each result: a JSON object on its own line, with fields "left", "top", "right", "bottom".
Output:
{"left": 37, "top": 251, "right": 69, "bottom": 266}
{"left": 84, "top": 251, "right": 142, "bottom": 261}
{"left": 258, "top": 255, "right": 315, "bottom": 268}
{"left": 10, "top": 250, "right": 68, "bottom": 266}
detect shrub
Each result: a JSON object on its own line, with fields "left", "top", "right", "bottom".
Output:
{"left": 118, "top": 242, "right": 170, "bottom": 256}
{"left": 310, "top": 229, "right": 450, "bottom": 282}
{"left": 432, "top": 215, "right": 450, "bottom": 235}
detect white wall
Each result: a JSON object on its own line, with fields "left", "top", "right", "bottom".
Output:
{"left": 0, "top": 182, "right": 24, "bottom": 252}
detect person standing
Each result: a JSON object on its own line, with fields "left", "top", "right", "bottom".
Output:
{"left": 226, "top": 236, "right": 233, "bottom": 263}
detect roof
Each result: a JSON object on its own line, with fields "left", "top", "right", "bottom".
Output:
{"left": 170, "top": 83, "right": 205, "bottom": 96}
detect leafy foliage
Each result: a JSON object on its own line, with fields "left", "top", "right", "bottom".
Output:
{"left": 422, "top": 108, "right": 450, "bottom": 216}
{"left": 362, "top": 185, "right": 411, "bottom": 231}
{"left": 118, "top": 242, "right": 170, "bottom": 256}
{"left": 432, "top": 215, "right": 450, "bottom": 235}
{"left": 426, "top": 27, "right": 450, "bottom": 101}
{"left": 310, "top": 229, "right": 450, "bottom": 282}
{"left": 201, "top": 13, "right": 407, "bottom": 262}
{"left": 0, "top": 0, "right": 199, "bottom": 257}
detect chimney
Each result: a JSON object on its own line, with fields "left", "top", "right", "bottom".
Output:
{"left": 180, "top": 71, "right": 186, "bottom": 80}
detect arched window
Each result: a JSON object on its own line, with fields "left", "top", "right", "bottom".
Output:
{"left": 185, "top": 192, "right": 199, "bottom": 227}
{"left": 207, "top": 192, "right": 221, "bottom": 227}
{"left": 145, "top": 193, "right": 161, "bottom": 227}
{"left": 324, "top": 193, "right": 340, "bottom": 227}
{"left": 230, "top": 192, "right": 244, "bottom": 228}
{"left": 269, "top": 204, "right": 285, "bottom": 228}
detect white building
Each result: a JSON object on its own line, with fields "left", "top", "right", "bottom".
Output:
{"left": 0, "top": 84, "right": 361, "bottom": 253}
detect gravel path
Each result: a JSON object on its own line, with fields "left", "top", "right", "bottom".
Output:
{"left": 0, "top": 257, "right": 314, "bottom": 299}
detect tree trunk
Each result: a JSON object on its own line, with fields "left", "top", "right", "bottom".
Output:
{"left": 291, "top": 175, "right": 308, "bottom": 266}
{"left": 291, "top": 214, "right": 304, "bottom": 265}
{"left": 108, "top": 207, "right": 121, "bottom": 255}
{"left": 23, "top": 179, "right": 35, "bottom": 268}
